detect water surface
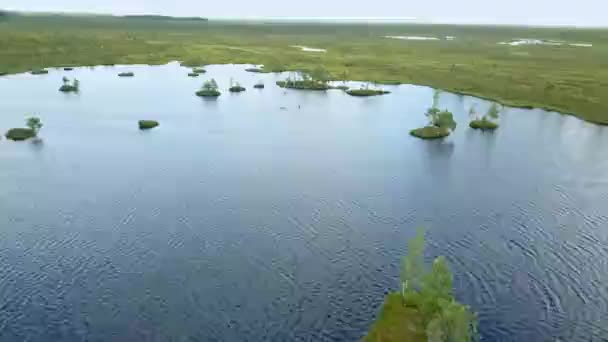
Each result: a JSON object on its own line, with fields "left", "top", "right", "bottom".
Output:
{"left": 1, "top": 63, "right": 607, "bottom": 341}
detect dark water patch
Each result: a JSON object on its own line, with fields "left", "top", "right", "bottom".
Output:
{"left": 0, "top": 63, "right": 607, "bottom": 341}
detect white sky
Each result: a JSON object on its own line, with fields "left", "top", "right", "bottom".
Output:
{"left": 3, "top": 0, "right": 606, "bottom": 27}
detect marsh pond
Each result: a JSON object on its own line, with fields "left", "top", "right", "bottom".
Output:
{"left": 1, "top": 63, "right": 607, "bottom": 341}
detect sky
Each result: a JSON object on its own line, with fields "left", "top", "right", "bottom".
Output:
{"left": 3, "top": 0, "right": 606, "bottom": 27}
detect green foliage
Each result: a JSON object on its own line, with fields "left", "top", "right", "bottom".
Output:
{"left": 253, "top": 82, "right": 264, "bottom": 89}
{"left": 410, "top": 126, "right": 450, "bottom": 140}
{"left": 192, "top": 68, "right": 206, "bottom": 74}
{"left": 309, "top": 66, "right": 330, "bottom": 83}
{"left": 367, "top": 231, "right": 478, "bottom": 342}
{"left": 5, "top": 128, "right": 36, "bottom": 141}
{"left": 59, "top": 77, "right": 79, "bottom": 92}
{"left": 118, "top": 72, "right": 134, "bottom": 77}
{"left": 196, "top": 78, "right": 221, "bottom": 97}
{"left": 486, "top": 103, "right": 500, "bottom": 119}
{"left": 187, "top": 72, "right": 199, "bottom": 77}
{"left": 245, "top": 67, "right": 263, "bottom": 73}
{"left": 30, "top": 69, "right": 48, "bottom": 75}
{"left": 435, "top": 111, "right": 457, "bottom": 131}
{"left": 346, "top": 89, "right": 390, "bottom": 96}
{"left": 469, "top": 118, "right": 499, "bottom": 130}
{"left": 26, "top": 117, "right": 43, "bottom": 136}
{"left": 276, "top": 80, "right": 330, "bottom": 90}
{"left": 2, "top": 15, "right": 608, "bottom": 123}
{"left": 138, "top": 120, "right": 159, "bottom": 130}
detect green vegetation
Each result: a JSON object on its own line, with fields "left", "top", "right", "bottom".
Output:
{"left": 469, "top": 118, "right": 498, "bottom": 130}
{"left": 1, "top": 14, "right": 607, "bottom": 123}
{"left": 346, "top": 88, "right": 390, "bottom": 96}
{"left": 118, "top": 72, "right": 134, "bottom": 77}
{"left": 196, "top": 78, "right": 221, "bottom": 97}
{"left": 6, "top": 116, "right": 43, "bottom": 141}
{"left": 410, "top": 126, "right": 450, "bottom": 139}
{"left": 276, "top": 79, "right": 330, "bottom": 90}
{"left": 411, "top": 90, "right": 457, "bottom": 139}
{"left": 187, "top": 72, "right": 199, "bottom": 77}
{"left": 0, "top": 71, "right": 7, "bottom": 76}
{"left": 365, "top": 230, "right": 477, "bottom": 342}
{"left": 138, "top": 120, "right": 159, "bottom": 129}
{"left": 229, "top": 78, "right": 246, "bottom": 92}
{"left": 469, "top": 103, "right": 500, "bottom": 130}
{"left": 26, "top": 117, "right": 43, "bottom": 136}
{"left": 59, "top": 76, "right": 80, "bottom": 92}
{"left": 5, "top": 128, "right": 36, "bottom": 141}
{"left": 253, "top": 82, "right": 264, "bottom": 89}
{"left": 30, "top": 69, "right": 48, "bottom": 75}
{"left": 192, "top": 68, "right": 206, "bottom": 74}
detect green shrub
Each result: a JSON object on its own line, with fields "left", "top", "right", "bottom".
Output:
{"left": 245, "top": 68, "right": 263, "bottom": 73}
{"left": 138, "top": 120, "right": 159, "bottom": 130}
{"left": 365, "top": 230, "right": 478, "bottom": 342}
{"left": 5, "top": 128, "right": 36, "bottom": 141}
{"left": 276, "top": 80, "right": 329, "bottom": 90}
{"left": 469, "top": 118, "right": 498, "bottom": 130}
{"left": 59, "top": 77, "right": 80, "bottom": 92}
{"left": 118, "top": 72, "right": 134, "bottom": 77}
{"left": 196, "top": 78, "right": 221, "bottom": 97}
{"left": 346, "top": 89, "right": 390, "bottom": 96}
{"left": 30, "top": 69, "right": 48, "bottom": 75}
{"left": 0, "top": 71, "right": 7, "bottom": 76}
{"left": 192, "top": 68, "right": 206, "bottom": 74}
{"left": 410, "top": 126, "right": 450, "bottom": 139}
{"left": 229, "top": 85, "right": 246, "bottom": 92}
{"left": 253, "top": 82, "right": 264, "bottom": 89}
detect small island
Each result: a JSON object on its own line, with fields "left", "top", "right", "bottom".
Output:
{"left": 346, "top": 88, "right": 390, "bottom": 97}
{"left": 5, "top": 117, "right": 43, "bottom": 141}
{"left": 196, "top": 79, "right": 221, "bottom": 97}
{"left": 245, "top": 67, "right": 263, "bottom": 73}
{"left": 410, "top": 90, "right": 457, "bottom": 140}
{"left": 192, "top": 68, "right": 206, "bottom": 74}
{"left": 138, "top": 120, "right": 159, "bottom": 130}
{"left": 409, "top": 126, "right": 450, "bottom": 139}
{"left": 188, "top": 72, "right": 199, "bottom": 77}
{"left": 118, "top": 72, "right": 135, "bottom": 77}
{"left": 253, "top": 82, "right": 264, "bottom": 89}
{"left": 30, "top": 69, "right": 49, "bottom": 75}
{"left": 276, "top": 68, "right": 332, "bottom": 90}
{"left": 469, "top": 103, "right": 500, "bottom": 130}
{"left": 365, "top": 230, "right": 477, "bottom": 342}
{"left": 63, "top": 67, "right": 74, "bottom": 71}
{"left": 59, "top": 77, "right": 80, "bottom": 92}
{"left": 228, "top": 79, "right": 245, "bottom": 92}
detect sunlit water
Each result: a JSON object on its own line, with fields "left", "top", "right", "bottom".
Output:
{"left": 1, "top": 63, "right": 607, "bottom": 341}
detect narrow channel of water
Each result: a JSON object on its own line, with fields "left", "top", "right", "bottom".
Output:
{"left": 1, "top": 63, "right": 607, "bottom": 341}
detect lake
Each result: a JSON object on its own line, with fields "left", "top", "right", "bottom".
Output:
{"left": 1, "top": 63, "right": 607, "bottom": 341}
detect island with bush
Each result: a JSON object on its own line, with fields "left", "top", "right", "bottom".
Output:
{"left": 188, "top": 72, "right": 199, "bottom": 77}
{"left": 192, "top": 68, "right": 206, "bottom": 74}
{"left": 346, "top": 87, "right": 390, "bottom": 97}
{"left": 59, "top": 77, "right": 80, "bottom": 92}
{"left": 5, "top": 117, "right": 43, "bottom": 141}
{"left": 196, "top": 79, "right": 221, "bottom": 97}
{"left": 138, "top": 120, "right": 159, "bottom": 130}
{"left": 276, "top": 68, "right": 332, "bottom": 91}
{"left": 30, "top": 69, "right": 48, "bottom": 75}
{"left": 365, "top": 230, "right": 477, "bottom": 342}
{"left": 253, "top": 82, "right": 264, "bottom": 89}
{"left": 229, "top": 78, "right": 246, "bottom": 92}
{"left": 118, "top": 72, "right": 134, "bottom": 77}
{"left": 469, "top": 104, "right": 500, "bottom": 130}
{"left": 410, "top": 90, "right": 457, "bottom": 139}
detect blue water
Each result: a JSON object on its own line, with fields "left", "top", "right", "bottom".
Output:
{"left": 1, "top": 63, "right": 607, "bottom": 341}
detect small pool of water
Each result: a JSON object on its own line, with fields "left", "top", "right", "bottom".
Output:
{"left": 1, "top": 63, "right": 607, "bottom": 342}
